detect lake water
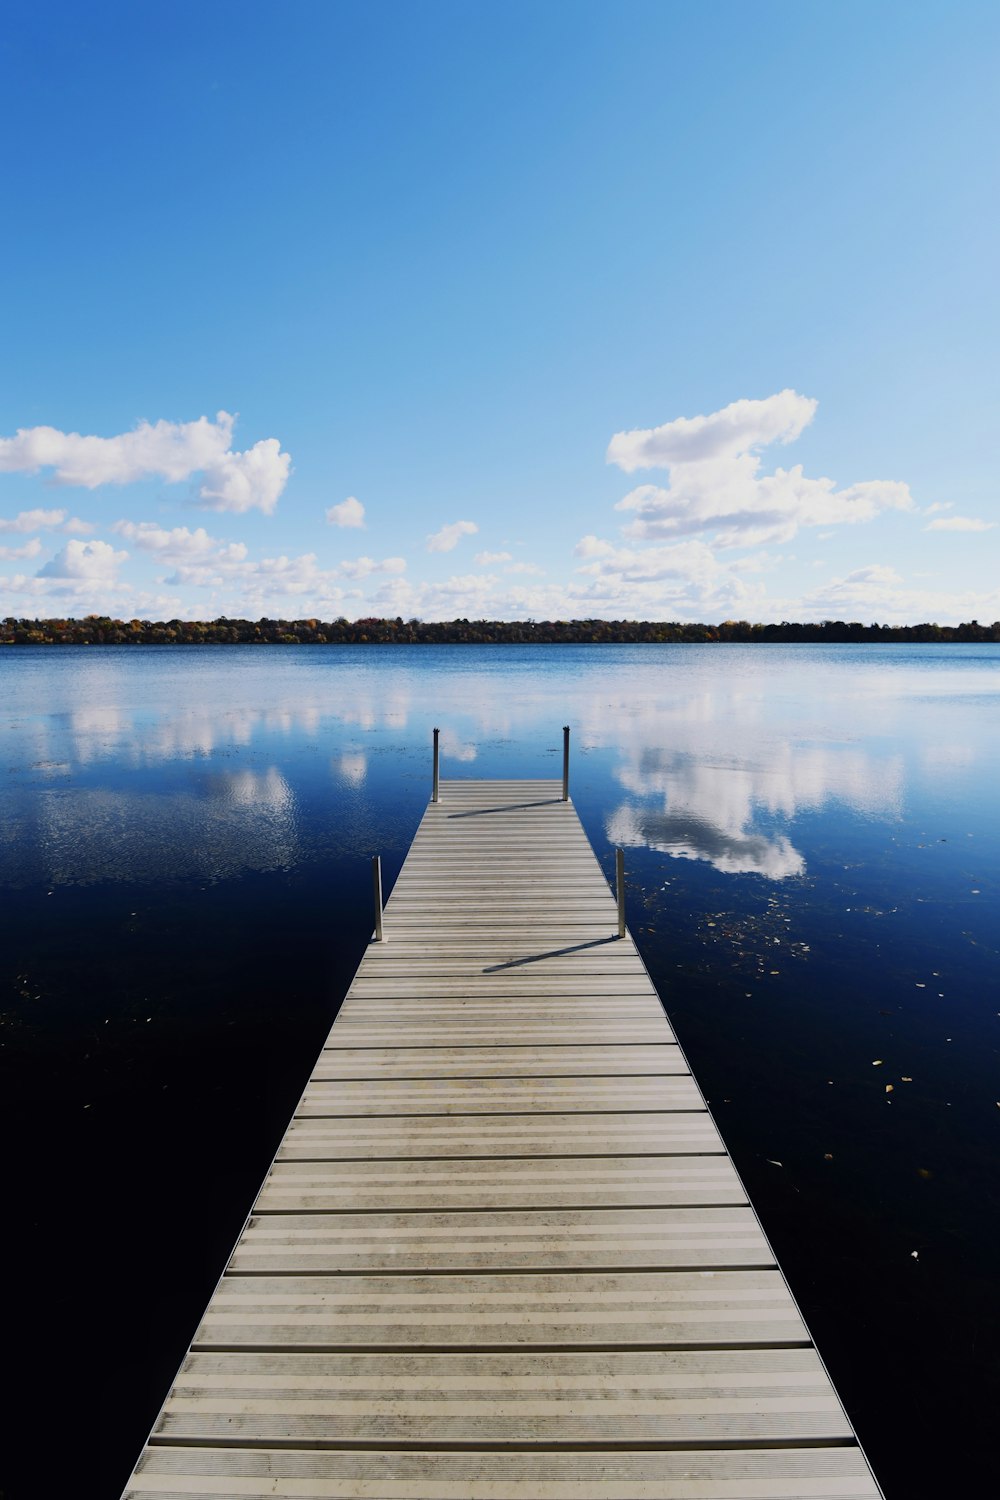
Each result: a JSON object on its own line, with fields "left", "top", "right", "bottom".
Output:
{"left": 2, "top": 643, "right": 998, "bottom": 1498}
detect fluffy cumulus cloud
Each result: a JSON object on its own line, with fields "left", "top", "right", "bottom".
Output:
{"left": 606, "top": 391, "right": 914, "bottom": 549}
{"left": 0, "top": 412, "right": 291, "bottom": 514}
{"left": 426, "top": 519, "right": 478, "bottom": 553}
{"left": 36, "top": 539, "right": 128, "bottom": 581}
{"left": 474, "top": 550, "right": 512, "bottom": 566}
{"left": 326, "top": 496, "right": 365, "bottom": 528}
{"left": 197, "top": 437, "right": 291, "bottom": 514}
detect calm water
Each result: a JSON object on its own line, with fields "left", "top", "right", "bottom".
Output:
{"left": 2, "top": 644, "right": 998, "bottom": 1498}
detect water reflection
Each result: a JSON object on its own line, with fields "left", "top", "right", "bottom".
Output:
{"left": 439, "top": 726, "right": 477, "bottom": 763}
{"left": 29, "top": 766, "right": 297, "bottom": 886}
{"left": 2, "top": 643, "right": 994, "bottom": 889}
{"left": 336, "top": 752, "right": 368, "bottom": 787}
{"left": 586, "top": 701, "right": 905, "bottom": 879}
{"left": 338, "top": 686, "right": 412, "bottom": 732}
{"left": 607, "top": 800, "right": 805, "bottom": 878}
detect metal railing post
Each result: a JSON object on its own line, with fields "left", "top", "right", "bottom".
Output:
{"left": 372, "top": 854, "right": 384, "bottom": 942}
{"left": 615, "top": 847, "right": 625, "bottom": 938}
{"left": 562, "top": 725, "right": 570, "bottom": 801}
{"left": 432, "top": 726, "right": 440, "bottom": 803}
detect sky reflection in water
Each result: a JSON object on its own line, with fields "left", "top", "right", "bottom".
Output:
{"left": 2, "top": 642, "right": 999, "bottom": 1498}
{"left": 3, "top": 642, "right": 995, "bottom": 888}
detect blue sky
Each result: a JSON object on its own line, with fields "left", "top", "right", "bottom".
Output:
{"left": 2, "top": 0, "right": 998, "bottom": 623}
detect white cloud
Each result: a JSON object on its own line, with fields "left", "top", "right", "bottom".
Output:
{"left": 568, "top": 533, "right": 766, "bottom": 619}
{"left": 0, "top": 411, "right": 291, "bottom": 514}
{"left": 831, "top": 564, "right": 903, "bottom": 587}
{"left": 36, "top": 538, "right": 128, "bottom": 581}
{"left": 574, "top": 535, "right": 723, "bottom": 585}
{"left": 198, "top": 437, "right": 291, "bottom": 514}
{"left": 112, "top": 522, "right": 223, "bottom": 558}
{"left": 727, "top": 550, "right": 785, "bottom": 575}
{"left": 154, "top": 546, "right": 406, "bottom": 614}
{"left": 338, "top": 555, "right": 407, "bottom": 579}
{"left": 426, "top": 519, "right": 478, "bottom": 553}
{"left": 326, "top": 496, "right": 365, "bottom": 528}
{"left": 0, "top": 573, "right": 183, "bottom": 616}
{"left": 607, "top": 390, "right": 817, "bottom": 473}
{"left": 797, "top": 564, "right": 1000, "bottom": 624}
{"left": 505, "top": 561, "right": 545, "bottom": 576}
{"left": 924, "top": 516, "right": 996, "bottom": 533}
{"left": 1, "top": 413, "right": 233, "bottom": 486}
{"left": 603, "top": 392, "right": 913, "bottom": 549}
{"left": 0, "top": 538, "right": 42, "bottom": 561}
{"left": 474, "top": 550, "right": 512, "bottom": 565}
{"left": 573, "top": 535, "right": 614, "bottom": 560}
{"left": 423, "top": 571, "right": 494, "bottom": 596}
{"left": 214, "top": 543, "right": 250, "bottom": 564}
{"left": 0, "top": 507, "right": 68, "bottom": 533}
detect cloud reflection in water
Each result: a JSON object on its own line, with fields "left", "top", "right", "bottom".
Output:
{"left": 592, "top": 703, "right": 905, "bottom": 879}
{"left": 607, "top": 801, "right": 804, "bottom": 879}
{"left": 28, "top": 766, "right": 298, "bottom": 886}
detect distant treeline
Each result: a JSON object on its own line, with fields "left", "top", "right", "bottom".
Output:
{"left": 3, "top": 615, "right": 999, "bottom": 645}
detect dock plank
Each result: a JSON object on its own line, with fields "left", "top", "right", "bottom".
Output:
{"left": 231, "top": 1206, "right": 774, "bottom": 1273}
{"left": 123, "top": 777, "right": 881, "bottom": 1499}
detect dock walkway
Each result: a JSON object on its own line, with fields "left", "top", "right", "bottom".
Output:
{"left": 125, "top": 779, "right": 882, "bottom": 1498}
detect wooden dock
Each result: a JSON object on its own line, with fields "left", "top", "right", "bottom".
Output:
{"left": 124, "top": 778, "right": 882, "bottom": 1498}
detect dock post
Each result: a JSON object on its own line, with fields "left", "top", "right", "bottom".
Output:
{"left": 372, "top": 854, "right": 384, "bottom": 942}
{"left": 432, "top": 727, "right": 440, "bottom": 803}
{"left": 615, "top": 847, "right": 625, "bottom": 938}
{"left": 562, "top": 725, "right": 570, "bottom": 801}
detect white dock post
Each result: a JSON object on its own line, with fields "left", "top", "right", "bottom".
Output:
{"left": 372, "top": 854, "right": 384, "bottom": 942}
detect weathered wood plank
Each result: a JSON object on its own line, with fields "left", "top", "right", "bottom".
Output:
{"left": 126, "top": 1445, "right": 881, "bottom": 1498}
{"left": 325, "top": 1024, "right": 675, "bottom": 1047}
{"left": 195, "top": 1269, "right": 809, "bottom": 1350}
{"left": 277, "top": 1112, "right": 724, "bottom": 1159}
{"left": 310, "top": 1044, "right": 686, "bottom": 1079}
{"left": 231, "top": 1206, "right": 773, "bottom": 1274}
{"left": 156, "top": 1347, "right": 853, "bottom": 1448}
{"left": 293, "top": 1076, "right": 706, "bottom": 1115}
{"left": 255, "top": 1156, "right": 746, "bottom": 1212}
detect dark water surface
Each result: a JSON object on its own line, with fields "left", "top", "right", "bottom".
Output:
{"left": 2, "top": 644, "right": 998, "bottom": 1498}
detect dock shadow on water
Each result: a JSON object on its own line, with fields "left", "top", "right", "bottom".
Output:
{"left": 1, "top": 641, "right": 998, "bottom": 1498}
